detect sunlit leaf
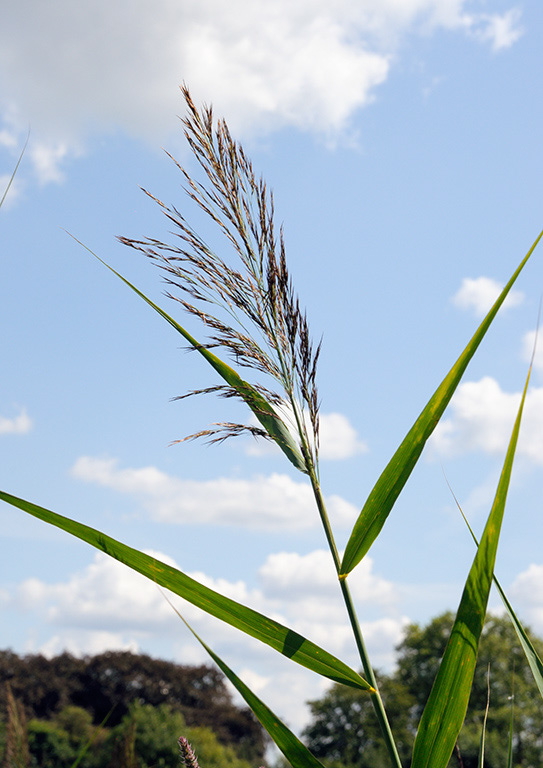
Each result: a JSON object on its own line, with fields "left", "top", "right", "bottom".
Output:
{"left": 411, "top": 360, "right": 532, "bottom": 768}
{"left": 0, "top": 489, "right": 372, "bottom": 692}
{"left": 454, "top": 492, "right": 543, "bottom": 699}
{"left": 340, "top": 230, "right": 543, "bottom": 577}
{"left": 167, "top": 598, "right": 327, "bottom": 768}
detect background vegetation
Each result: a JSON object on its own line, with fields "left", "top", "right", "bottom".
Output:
{"left": 3, "top": 611, "right": 542, "bottom": 767}
{"left": 304, "top": 613, "right": 543, "bottom": 768}
{"left": 0, "top": 650, "right": 264, "bottom": 768}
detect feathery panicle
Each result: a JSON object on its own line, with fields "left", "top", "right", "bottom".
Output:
{"left": 120, "top": 85, "right": 320, "bottom": 466}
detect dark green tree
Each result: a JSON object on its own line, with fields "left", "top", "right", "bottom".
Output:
{"left": 0, "top": 650, "right": 265, "bottom": 762}
{"left": 304, "top": 675, "right": 415, "bottom": 768}
{"left": 396, "top": 613, "right": 543, "bottom": 767}
{"left": 304, "top": 612, "right": 543, "bottom": 768}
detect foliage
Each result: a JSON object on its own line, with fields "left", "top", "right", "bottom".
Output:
{"left": 1, "top": 695, "right": 255, "bottom": 768}
{"left": 1, "top": 89, "right": 543, "bottom": 768}
{"left": 303, "top": 675, "right": 415, "bottom": 768}
{"left": 0, "top": 649, "right": 264, "bottom": 761}
{"left": 304, "top": 613, "right": 543, "bottom": 768}
{"left": 104, "top": 702, "right": 252, "bottom": 768}
{"left": 397, "top": 613, "right": 543, "bottom": 768}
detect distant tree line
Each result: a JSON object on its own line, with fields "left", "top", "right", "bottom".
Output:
{"left": 303, "top": 613, "right": 543, "bottom": 768}
{"left": 0, "top": 650, "right": 265, "bottom": 767}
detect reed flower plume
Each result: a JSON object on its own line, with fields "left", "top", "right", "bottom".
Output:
{"left": 120, "top": 86, "right": 321, "bottom": 470}
{"left": 178, "top": 737, "right": 200, "bottom": 768}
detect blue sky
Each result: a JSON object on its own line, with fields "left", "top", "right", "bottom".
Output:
{"left": 1, "top": 0, "right": 543, "bottom": 734}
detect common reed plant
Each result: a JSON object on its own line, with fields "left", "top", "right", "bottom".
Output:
{"left": 2, "top": 88, "right": 543, "bottom": 768}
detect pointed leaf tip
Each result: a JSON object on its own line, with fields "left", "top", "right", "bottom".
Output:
{"left": 341, "top": 228, "right": 543, "bottom": 576}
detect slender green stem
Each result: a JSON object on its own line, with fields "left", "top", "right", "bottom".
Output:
{"left": 258, "top": 234, "right": 401, "bottom": 766}
{"left": 340, "top": 576, "right": 403, "bottom": 768}
{"left": 308, "top": 468, "right": 403, "bottom": 768}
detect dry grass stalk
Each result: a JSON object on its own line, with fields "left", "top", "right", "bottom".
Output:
{"left": 2, "top": 683, "right": 30, "bottom": 768}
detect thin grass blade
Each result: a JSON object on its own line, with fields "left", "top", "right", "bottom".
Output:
{"left": 0, "top": 132, "right": 28, "bottom": 210}
{"left": 66, "top": 235, "right": 307, "bottom": 474}
{"left": 70, "top": 705, "right": 116, "bottom": 768}
{"left": 477, "top": 666, "right": 490, "bottom": 768}
{"left": 340, "top": 230, "right": 543, "bottom": 577}
{"left": 452, "top": 486, "right": 543, "bottom": 699}
{"left": 0, "top": 489, "right": 372, "bottom": 692}
{"left": 506, "top": 684, "right": 515, "bottom": 768}
{"left": 410, "top": 360, "right": 532, "bottom": 768}
{"left": 168, "top": 600, "right": 327, "bottom": 768}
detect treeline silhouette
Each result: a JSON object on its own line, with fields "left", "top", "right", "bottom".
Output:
{"left": 0, "top": 649, "right": 264, "bottom": 764}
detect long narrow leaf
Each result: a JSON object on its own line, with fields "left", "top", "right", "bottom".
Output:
{"left": 411, "top": 359, "right": 533, "bottom": 768}
{"left": 477, "top": 666, "right": 490, "bottom": 768}
{"left": 506, "top": 683, "right": 515, "bottom": 768}
{"left": 0, "top": 132, "right": 28, "bottom": 210}
{"left": 0, "top": 489, "right": 372, "bottom": 692}
{"left": 340, "top": 230, "right": 543, "bottom": 576}
{"left": 451, "top": 484, "right": 543, "bottom": 699}
{"left": 70, "top": 705, "right": 116, "bottom": 768}
{"left": 168, "top": 599, "right": 327, "bottom": 768}
{"left": 67, "top": 234, "right": 307, "bottom": 474}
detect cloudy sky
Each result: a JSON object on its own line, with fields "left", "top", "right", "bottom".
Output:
{"left": 1, "top": 0, "right": 543, "bottom": 736}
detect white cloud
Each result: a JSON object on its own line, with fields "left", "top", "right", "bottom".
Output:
{"left": 71, "top": 456, "right": 359, "bottom": 529}
{"left": 0, "top": 0, "right": 522, "bottom": 183}
{"left": 0, "top": 407, "right": 32, "bottom": 435}
{"left": 509, "top": 563, "right": 543, "bottom": 635}
{"left": 470, "top": 9, "right": 523, "bottom": 52}
{"left": 29, "top": 141, "right": 73, "bottom": 185}
{"left": 246, "top": 410, "right": 367, "bottom": 461}
{"left": 522, "top": 328, "right": 543, "bottom": 372}
{"left": 13, "top": 546, "right": 407, "bottom": 731}
{"left": 319, "top": 412, "right": 368, "bottom": 459}
{"left": 0, "top": 129, "right": 18, "bottom": 150}
{"left": 430, "top": 377, "right": 543, "bottom": 463}
{"left": 452, "top": 276, "right": 524, "bottom": 317}
{"left": 258, "top": 550, "right": 396, "bottom": 610}
{"left": 0, "top": 173, "right": 22, "bottom": 206}
{"left": 38, "top": 632, "right": 140, "bottom": 659}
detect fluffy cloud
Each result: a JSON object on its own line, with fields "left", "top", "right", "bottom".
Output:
{"left": 319, "top": 412, "right": 369, "bottom": 459}
{"left": 430, "top": 377, "right": 543, "bottom": 463}
{"left": 470, "top": 8, "right": 523, "bottom": 52}
{"left": 246, "top": 411, "right": 367, "bottom": 461}
{"left": 522, "top": 328, "right": 543, "bottom": 372}
{"left": 0, "top": 0, "right": 522, "bottom": 182}
{"left": 0, "top": 407, "right": 32, "bottom": 435}
{"left": 258, "top": 550, "right": 396, "bottom": 610}
{"left": 71, "top": 456, "right": 359, "bottom": 530}
{"left": 14, "top": 546, "right": 407, "bottom": 730}
{"left": 509, "top": 563, "right": 543, "bottom": 635}
{"left": 452, "top": 276, "right": 524, "bottom": 317}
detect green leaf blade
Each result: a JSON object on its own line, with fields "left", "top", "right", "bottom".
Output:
{"left": 175, "top": 610, "right": 327, "bottom": 768}
{"left": 459, "top": 505, "right": 543, "bottom": 699}
{"left": 0, "top": 490, "right": 372, "bottom": 693}
{"left": 340, "top": 229, "right": 543, "bottom": 577}
{"left": 411, "top": 360, "right": 532, "bottom": 768}
{"left": 0, "top": 132, "right": 28, "bottom": 210}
